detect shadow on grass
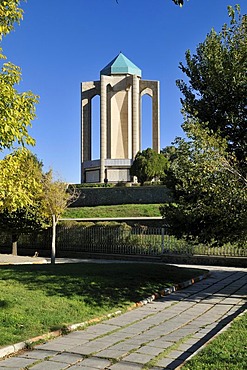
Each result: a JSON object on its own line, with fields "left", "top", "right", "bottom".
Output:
{"left": 0, "top": 263, "right": 206, "bottom": 308}
{"left": 0, "top": 299, "right": 8, "bottom": 308}
{"left": 169, "top": 303, "right": 247, "bottom": 370}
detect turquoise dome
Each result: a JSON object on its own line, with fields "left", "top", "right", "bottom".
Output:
{"left": 100, "top": 53, "right": 142, "bottom": 77}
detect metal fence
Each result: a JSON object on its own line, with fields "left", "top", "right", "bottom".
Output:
{"left": 0, "top": 225, "right": 246, "bottom": 257}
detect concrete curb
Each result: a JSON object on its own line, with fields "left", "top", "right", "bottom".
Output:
{"left": 0, "top": 272, "right": 210, "bottom": 360}
{"left": 136, "top": 271, "right": 210, "bottom": 307}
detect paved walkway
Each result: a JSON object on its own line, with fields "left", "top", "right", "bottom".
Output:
{"left": 0, "top": 254, "right": 47, "bottom": 265}
{"left": 0, "top": 263, "right": 246, "bottom": 369}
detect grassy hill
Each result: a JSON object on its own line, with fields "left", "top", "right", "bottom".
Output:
{"left": 63, "top": 204, "right": 161, "bottom": 219}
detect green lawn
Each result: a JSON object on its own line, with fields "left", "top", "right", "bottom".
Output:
{"left": 0, "top": 263, "right": 206, "bottom": 347}
{"left": 182, "top": 311, "right": 247, "bottom": 370}
{"left": 63, "top": 204, "right": 161, "bottom": 218}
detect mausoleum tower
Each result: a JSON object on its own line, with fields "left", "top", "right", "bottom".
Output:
{"left": 81, "top": 53, "right": 160, "bottom": 183}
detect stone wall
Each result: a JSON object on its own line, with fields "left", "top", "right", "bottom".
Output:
{"left": 71, "top": 186, "right": 171, "bottom": 207}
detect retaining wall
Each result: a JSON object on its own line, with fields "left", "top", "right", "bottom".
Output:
{"left": 71, "top": 186, "right": 171, "bottom": 207}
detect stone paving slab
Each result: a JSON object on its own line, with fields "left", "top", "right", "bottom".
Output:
{"left": 0, "top": 265, "right": 246, "bottom": 370}
{"left": 51, "top": 352, "right": 83, "bottom": 364}
{"left": 123, "top": 352, "right": 154, "bottom": 364}
{"left": 19, "top": 349, "right": 59, "bottom": 360}
{"left": 0, "top": 357, "right": 35, "bottom": 368}
{"left": 78, "top": 357, "right": 111, "bottom": 368}
{"left": 96, "top": 348, "right": 128, "bottom": 359}
{"left": 30, "top": 360, "right": 68, "bottom": 370}
{"left": 109, "top": 361, "right": 143, "bottom": 369}
{"left": 136, "top": 345, "right": 164, "bottom": 356}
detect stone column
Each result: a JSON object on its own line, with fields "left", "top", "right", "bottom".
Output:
{"left": 152, "top": 81, "right": 160, "bottom": 153}
{"left": 81, "top": 85, "right": 92, "bottom": 182}
{"left": 132, "top": 75, "right": 140, "bottom": 158}
{"left": 100, "top": 75, "right": 108, "bottom": 182}
{"left": 127, "top": 86, "right": 132, "bottom": 159}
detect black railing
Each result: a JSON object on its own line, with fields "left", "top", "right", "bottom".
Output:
{"left": 0, "top": 226, "right": 246, "bottom": 257}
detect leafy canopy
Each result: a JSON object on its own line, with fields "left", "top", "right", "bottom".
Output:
{"left": 161, "top": 124, "right": 247, "bottom": 245}
{"left": 130, "top": 148, "right": 168, "bottom": 185}
{"left": 177, "top": 5, "right": 247, "bottom": 169}
{"left": 0, "top": 0, "right": 23, "bottom": 41}
{"left": 41, "top": 170, "right": 74, "bottom": 224}
{"left": 0, "top": 0, "right": 38, "bottom": 150}
{"left": 161, "top": 6, "right": 247, "bottom": 245}
{"left": 0, "top": 148, "right": 43, "bottom": 212}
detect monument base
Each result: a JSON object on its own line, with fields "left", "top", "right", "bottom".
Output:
{"left": 82, "top": 159, "right": 132, "bottom": 183}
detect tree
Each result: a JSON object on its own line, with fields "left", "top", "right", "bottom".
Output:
{"left": 160, "top": 125, "right": 247, "bottom": 245}
{"left": 0, "top": 148, "right": 48, "bottom": 255}
{"left": 0, "top": 153, "right": 78, "bottom": 257}
{"left": 0, "top": 0, "right": 39, "bottom": 150}
{"left": 0, "top": 1, "right": 23, "bottom": 40}
{"left": 0, "top": 2, "right": 78, "bottom": 259}
{"left": 0, "top": 62, "right": 38, "bottom": 150}
{"left": 130, "top": 148, "right": 168, "bottom": 185}
{"left": 0, "top": 148, "right": 43, "bottom": 212}
{"left": 161, "top": 6, "right": 247, "bottom": 246}
{"left": 40, "top": 171, "right": 79, "bottom": 264}
{"left": 176, "top": 6, "right": 247, "bottom": 170}
{"left": 0, "top": 206, "right": 49, "bottom": 255}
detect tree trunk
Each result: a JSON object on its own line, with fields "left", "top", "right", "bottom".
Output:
{"left": 12, "top": 233, "right": 18, "bottom": 256}
{"left": 51, "top": 214, "right": 57, "bottom": 264}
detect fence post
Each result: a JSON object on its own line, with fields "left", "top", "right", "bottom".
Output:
{"left": 161, "top": 227, "right": 165, "bottom": 254}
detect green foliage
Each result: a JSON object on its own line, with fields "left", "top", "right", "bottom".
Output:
{"left": 0, "top": 149, "right": 49, "bottom": 254}
{"left": 0, "top": 0, "right": 23, "bottom": 41}
{"left": 177, "top": 6, "right": 247, "bottom": 169}
{"left": 161, "top": 126, "right": 247, "bottom": 245}
{"left": 0, "top": 1, "right": 39, "bottom": 150}
{"left": 161, "top": 6, "right": 247, "bottom": 246}
{"left": 74, "top": 182, "right": 114, "bottom": 188}
{"left": 130, "top": 148, "right": 168, "bottom": 185}
{"left": 0, "top": 207, "right": 48, "bottom": 236}
{"left": 0, "top": 2, "right": 42, "bottom": 246}
{"left": 41, "top": 170, "right": 73, "bottom": 224}
{"left": 0, "top": 62, "right": 39, "bottom": 149}
{"left": 0, "top": 148, "right": 43, "bottom": 212}
{"left": 0, "top": 153, "right": 77, "bottom": 256}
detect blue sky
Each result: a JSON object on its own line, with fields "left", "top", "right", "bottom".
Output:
{"left": 1, "top": 0, "right": 247, "bottom": 183}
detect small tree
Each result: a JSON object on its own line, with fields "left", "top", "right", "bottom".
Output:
{"left": 130, "top": 148, "right": 168, "bottom": 185}
{"left": 0, "top": 148, "right": 47, "bottom": 255}
{"left": 41, "top": 171, "right": 79, "bottom": 264}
